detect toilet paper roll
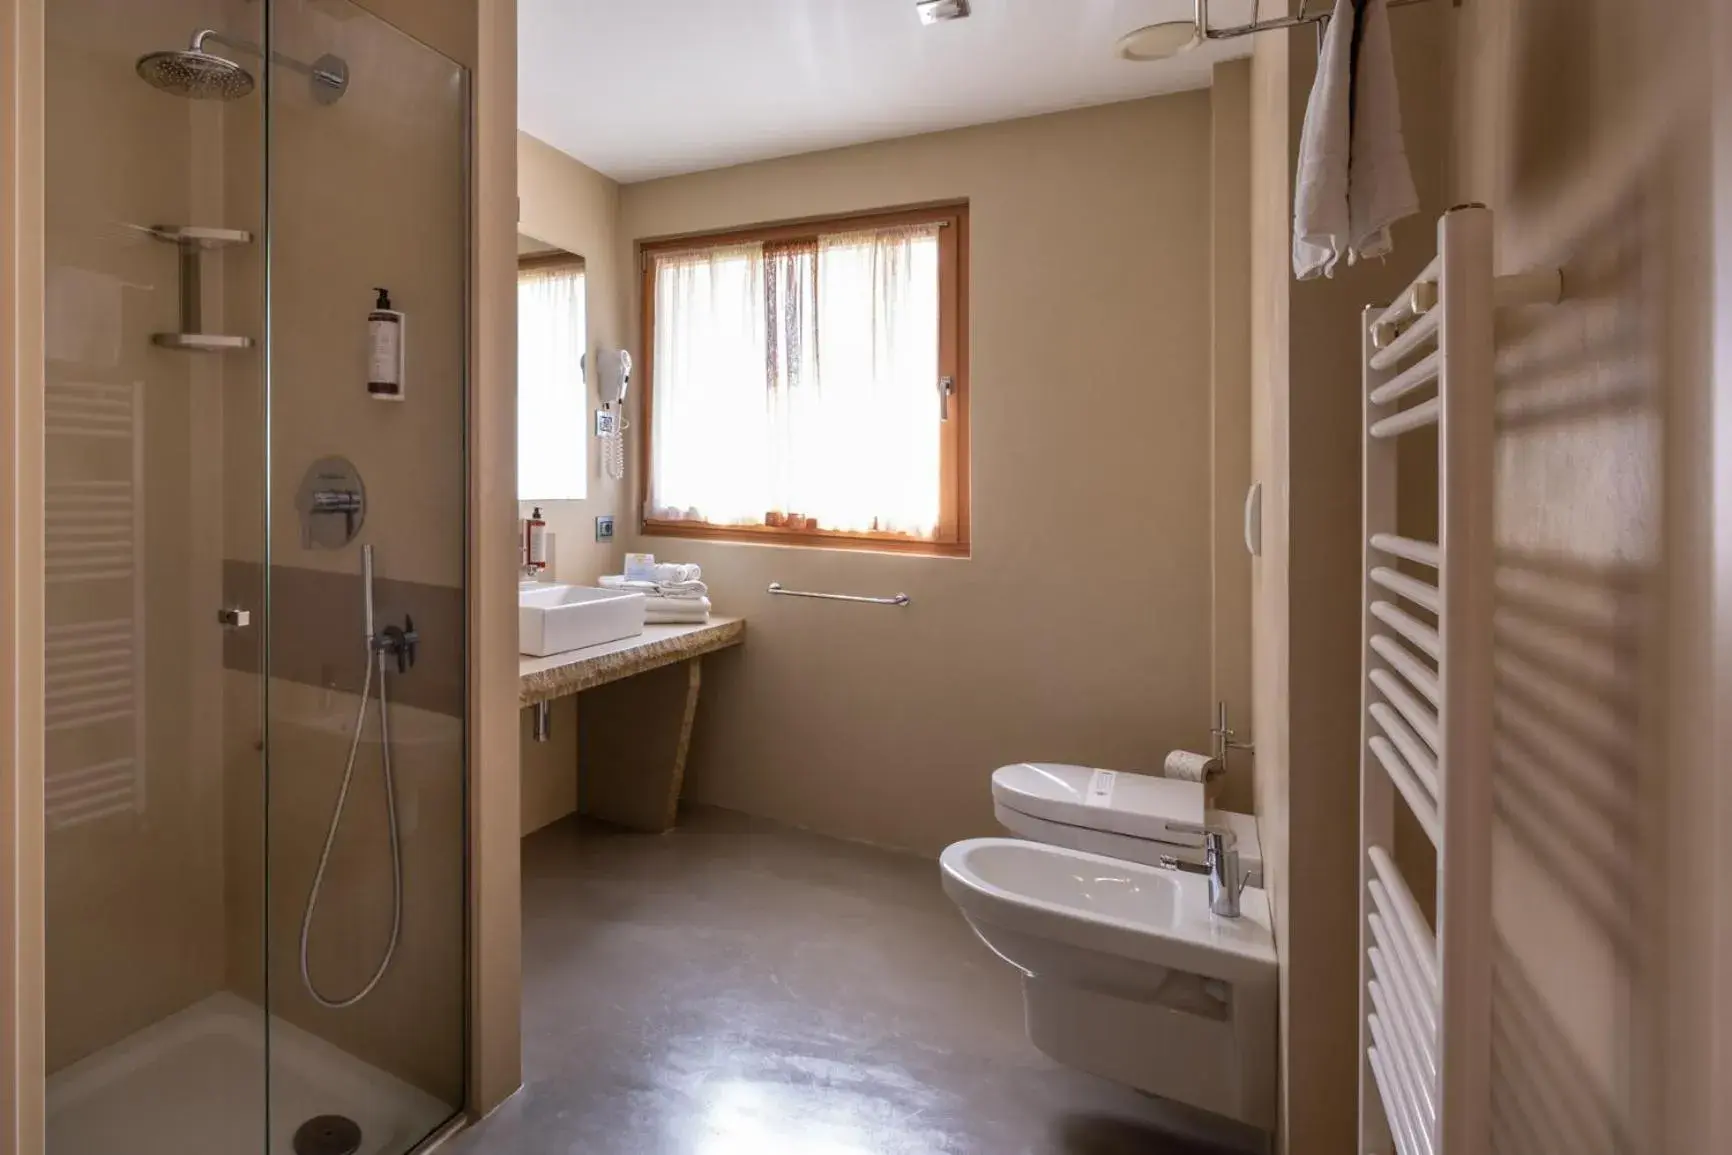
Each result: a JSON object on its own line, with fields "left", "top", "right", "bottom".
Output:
{"left": 1164, "top": 749, "right": 1222, "bottom": 783}
{"left": 1165, "top": 749, "right": 1224, "bottom": 807}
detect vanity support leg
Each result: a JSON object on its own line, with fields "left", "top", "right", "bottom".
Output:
{"left": 576, "top": 658, "right": 703, "bottom": 833}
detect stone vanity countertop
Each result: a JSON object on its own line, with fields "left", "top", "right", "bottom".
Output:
{"left": 519, "top": 617, "right": 745, "bottom": 706}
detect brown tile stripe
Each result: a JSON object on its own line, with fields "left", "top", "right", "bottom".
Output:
{"left": 224, "top": 560, "right": 465, "bottom": 719}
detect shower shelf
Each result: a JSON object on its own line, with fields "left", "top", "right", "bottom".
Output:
{"left": 144, "top": 223, "right": 255, "bottom": 352}
{"left": 150, "top": 333, "right": 254, "bottom": 352}
{"left": 143, "top": 224, "right": 253, "bottom": 249}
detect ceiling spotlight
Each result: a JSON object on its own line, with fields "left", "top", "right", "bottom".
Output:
{"left": 1117, "top": 20, "right": 1203, "bottom": 60}
{"left": 917, "top": 0, "right": 972, "bottom": 25}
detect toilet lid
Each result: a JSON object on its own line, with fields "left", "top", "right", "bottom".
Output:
{"left": 990, "top": 763, "right": 1206, "bottom": 845}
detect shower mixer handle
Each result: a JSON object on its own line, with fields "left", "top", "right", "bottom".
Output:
{"left": 376, "top": 614, "right": 419, "bottom": 674}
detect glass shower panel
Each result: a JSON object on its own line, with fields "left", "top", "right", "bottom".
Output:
{"left": 42, "top": 1, "right": 270, "bottom": 1153}
{"left": 43, "top": 3, "right": 467, "bottom": 1154}
{"left": 263, "top": 3, "right": 468, "bottom": 1153}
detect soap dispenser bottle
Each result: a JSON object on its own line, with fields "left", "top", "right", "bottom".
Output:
{"left": 368, "top": 287, "right": 405, "bottom": 401}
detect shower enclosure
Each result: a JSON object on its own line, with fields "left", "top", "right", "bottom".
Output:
{"left": 42, "top": 3, "right": 468, "bottom": 1153}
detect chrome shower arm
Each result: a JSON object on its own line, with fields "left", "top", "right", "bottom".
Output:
{"left": 191, "top": 28, "right": 347, "bottom": 91}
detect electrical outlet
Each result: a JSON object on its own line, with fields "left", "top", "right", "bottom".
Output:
{"left": 596, "top": 515, "right": 614, "bottom": 542}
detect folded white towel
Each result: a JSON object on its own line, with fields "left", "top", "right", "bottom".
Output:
{"left": 652, "top": 562, "right": 702, "bottom": 584}
{"left": 1292, "top": 0, "right": 1356, "bottom": 280}
{"left": 600, "top": 575, "right": 710, "bottom": 600}
{"left": 645, "top": 596, "right": 712, "bottom": 624}
{"left": 1346, "top": 0, "right": 1418, "bottom": 263}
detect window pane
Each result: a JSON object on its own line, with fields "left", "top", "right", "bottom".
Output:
{"left": 806, "top": 227, "right": 940, "bottom": 535}
{"left": 650, "top": 244, "right": 770, "bottom": 523}
{"left": 649, "top": 224, "right": 942, "bottom": 537}
{"left": 518, "top": 266, "right": 587, "bottom": 500}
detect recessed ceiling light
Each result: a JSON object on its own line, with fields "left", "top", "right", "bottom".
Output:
{"left": 1117, "top": 20, "right": 1203, "bottom": 61}
{"left": 917, "top": 0, "right": 972, "bottom": 25}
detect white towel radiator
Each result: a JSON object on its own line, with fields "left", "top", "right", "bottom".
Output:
{"left": 1357, "top": 205, "right": 1560, "bottom": 1155}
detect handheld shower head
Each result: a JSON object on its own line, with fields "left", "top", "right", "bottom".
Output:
{"left": 136, "top": 33, "right": 255, "bottom": 101}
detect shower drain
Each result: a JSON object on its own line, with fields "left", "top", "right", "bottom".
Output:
{"left": 292, "top": 1114, "right": 362, "bottom": 1155}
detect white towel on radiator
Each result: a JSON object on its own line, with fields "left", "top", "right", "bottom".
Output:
{"left": 1292, "top": 0, "right": 1357, "bottom": 280}
{"left": 1346, "top": 0, "right": 1419, "bottom": 263}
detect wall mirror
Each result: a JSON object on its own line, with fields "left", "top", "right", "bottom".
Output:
{"left": 518, "top": 234, "right": 588, "bottom": 501}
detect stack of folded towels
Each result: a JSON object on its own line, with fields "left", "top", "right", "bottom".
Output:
{"left": 599, "top": 563, "right": 711, "bottom": 624}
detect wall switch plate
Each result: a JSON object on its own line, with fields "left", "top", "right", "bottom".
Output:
{"left": 596, "top": 515, "right": 614, "bottom": 541}
{"left": 595, "top": 410, "right": 617, "bottom": 437}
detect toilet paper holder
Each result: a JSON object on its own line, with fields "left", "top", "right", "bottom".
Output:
{"left": 1211, "top": 701, "right": 1256, "bottom": 761}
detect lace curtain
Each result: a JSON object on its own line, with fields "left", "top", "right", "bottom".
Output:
{"left": 649, "top": 224, "right": 942, "bottom": 535}
{"left": 518, "top": 262, "right": 587, "bottom": 500}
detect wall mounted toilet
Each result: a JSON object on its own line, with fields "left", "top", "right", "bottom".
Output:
{"left": 992, "top": 762, "right": 1264, "bottom": 886}
{"left": 940, "top": 837, "right": 1277, "bottom": 1130}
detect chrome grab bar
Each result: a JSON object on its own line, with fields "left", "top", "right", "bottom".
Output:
{"left": 767, "top": 583, "right": 910, "bottom": 607}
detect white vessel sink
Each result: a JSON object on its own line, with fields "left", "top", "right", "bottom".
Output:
{"left": 519, "top": 584, "right": 646, "bottom": 657}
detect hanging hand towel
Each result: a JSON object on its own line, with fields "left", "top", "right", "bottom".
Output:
{"left": 1347, "top": 0, "right": 1419, "bottom": 263}
{"left": 1292, "top": 0, "right": 1358, "bottom": 280}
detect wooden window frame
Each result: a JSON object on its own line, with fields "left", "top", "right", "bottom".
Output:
{"left": 517, "top": 251, "right": 586, "bottom": 274}
{"left": 638, "top": 202, "right": 971, "bottom": 558}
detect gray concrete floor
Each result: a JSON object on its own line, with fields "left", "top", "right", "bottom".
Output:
{"left": 450, "top": 807, "right": 1262, "bottom": 1155}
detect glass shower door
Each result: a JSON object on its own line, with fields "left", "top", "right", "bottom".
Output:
{"left": 262, "top": 3, "right": 468, "bottom": 1153}
{"left": 43, "top": 1, "right": 270, "bottom": 1152}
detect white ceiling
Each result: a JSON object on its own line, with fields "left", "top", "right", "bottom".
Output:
{"left": 518, "top": 0, "right": 1256, "bottom": 184}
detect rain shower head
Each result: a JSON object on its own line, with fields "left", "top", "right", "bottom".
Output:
{"left": 136, "top": 38, "right": 255, "bottom": 101}
{"left": 136, "top": 29, "right": 348, "bottom": 104}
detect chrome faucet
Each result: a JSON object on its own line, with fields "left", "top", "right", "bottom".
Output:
{"left": 1165, "top": 821, "right": 1247, "bottom": 919}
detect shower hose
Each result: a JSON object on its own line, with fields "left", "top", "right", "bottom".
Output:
{"left": 298, "top": 641, "right": 403, "bottom": 1009}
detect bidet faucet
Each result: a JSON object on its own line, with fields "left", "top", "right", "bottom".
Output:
{"left": 1164, "top": 822, "right": 1247, "bottom": 919}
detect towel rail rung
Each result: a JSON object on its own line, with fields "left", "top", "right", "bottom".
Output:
{"left": 1370, "top": 309, "right": 1441, "bottom": 372}
{"left": 1369, "top": 1015, "right": 1437, "bottom": 1155}
{"left": 1370, "top": 349, "right": 1441, "bottom": 405}
{"left": 1371, "top": 981, "right": 1439, "bottom": 1136}
{"left": 1368, "top": 1048, "right": 1424, "bottom": 1155}
{"left": 1369, "top": 737, "right": 1441, "bottom": 846}
{"left": 1370, "top": 601, "right": 1441, "bottom": 660}
{"left": 1369, "top": 850, "right": 1440, "bottom": 993}
{"left": 1369, "top": 702, "right": 1440, "bottom": 798}
{"left": 1370, "top": 567, "right": 1441, "bottom": 613}
{"left": 1371, "top": 915, "right": 1439, "bottom": 1042}
{"left": 1369, "top": 534, "right": 1440, "bottom": 568}
{"left": 1369, "top": 668, "right": 1440, "bottom": 752}
{"left": 1370, "top": 944, "right": 1438, "bottom": 1081}
{"left": 1369, "top": 634, "right": 1440, "bottom": 706}
{"left": 1370, "top": 397, "right": 1440, "bottom": 438}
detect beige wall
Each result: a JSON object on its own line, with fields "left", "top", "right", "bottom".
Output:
{"left": 517, "top": 132, "right": 629, "bottom": 586}
{"left": 466, "top": 0, "right": 522, "bottom": 1115}
{"left": 1210, "top": 59, "right": 1254, "bottom": 813}
{"left": 1247, "top": 3, "right": 1453, "bottom": 1151}
{"left": 513, "top": 133, "right": 629, "bottom": 838}
{"left": 1448, "top": 1, "right": 1717, "bottom": 1152}
{"left": 616, "top": 95, "right": 1221, "bottom": 856}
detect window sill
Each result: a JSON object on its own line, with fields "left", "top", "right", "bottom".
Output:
{"left": 641, "top": 518, "right": 970, "bottom": 559}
